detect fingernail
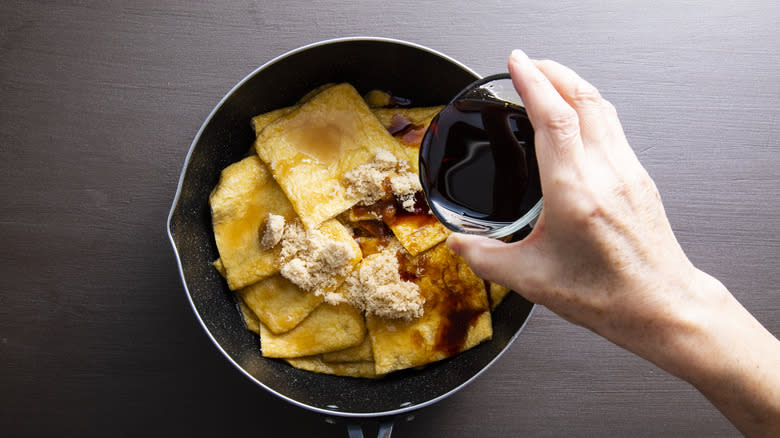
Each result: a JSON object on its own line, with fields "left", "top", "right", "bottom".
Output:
{"left": 510, "top": 49, "right": 530, "bottom": 66}
{"left": 446, "top": 233, "right": 464, "bottom": 254}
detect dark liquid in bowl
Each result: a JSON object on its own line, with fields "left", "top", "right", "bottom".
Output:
{"left": 420, "top": 100, "right": 541, "bottom": 225}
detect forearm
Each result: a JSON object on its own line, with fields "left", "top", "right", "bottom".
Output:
{"left": 638, "top": 272, "right": 780, "bottom": 437}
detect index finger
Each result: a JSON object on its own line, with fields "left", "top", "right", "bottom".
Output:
{"left": 508, "top": 49, "right": 584, "bottom": 166}
{"left": 533, "top": 59, "right": 621, "bottom": 146}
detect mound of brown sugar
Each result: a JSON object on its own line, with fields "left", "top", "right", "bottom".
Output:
{"left": 279, "top": 221, "right": 357, "bottom": 296}
{"left": 342, "top": 150, "right": 421, "bottom": 211}
{"left": 259, "top": 213, "right": 286, "bottom": 250}
{"left": 343, "top": 245, "right": 424, "bottom": 320}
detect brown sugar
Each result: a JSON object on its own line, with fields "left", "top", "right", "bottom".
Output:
{"left": 344, "top": 244, "right": 424, "bottom": 320}
{"left": 389, "top": 171, "right": 422, "bottom": 212}
{"left": 259, "top": 213, "right": 286, "bottom": 250}
{"left": 342, "top": 150, "right": 421, "bottom": 210}
{"left": 279, "top": 221, "right": 357, "bottom": 296}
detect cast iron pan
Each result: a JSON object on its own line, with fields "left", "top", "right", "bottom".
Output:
{"left": 167, "top": 37, "right": 534, "bottom": 428}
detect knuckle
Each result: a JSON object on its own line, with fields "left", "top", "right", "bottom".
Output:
{"left": 638, "top": 174, "right": 662, "bottom": 202}
{"left": 527, "top": 68, "right": 551, "bottom": 88}
{"left": 611, "top": 175, "right": 633, "bottom": 201}
{"left": 568, "top": 191, "right": 607, "bottom": 229}
{"left": 570, "top": 82, "right": 603, "bottom": 107}
{"left": 585, "top": 202, "right": 608, "bottom": 224}
{"left": 601, "top": 97, "right": 618, "bottom": 116}
{"left": 627, "top": 168, "right": 658, "bottom": 196}
{"left": 543, "top": 108, "right": 580, "bottom": 142}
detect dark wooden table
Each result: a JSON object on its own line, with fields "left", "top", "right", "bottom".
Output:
{"left": 2, "top": 1, "right": 777, "bottom": 436}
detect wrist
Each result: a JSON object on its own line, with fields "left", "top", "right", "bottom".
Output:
{"left": 655, "top": 270, "right": 732, "bottom": 384}
{"left": 646, "top": 270, "right": 780, "bottom": 435}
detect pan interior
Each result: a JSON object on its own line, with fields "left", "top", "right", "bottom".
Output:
{"left": 168, "top": 38, "right": 534, "bottom": 416}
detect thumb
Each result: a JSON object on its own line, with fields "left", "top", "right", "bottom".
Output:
{"left": 446, "top": 233, "right": 540, "bottom": 293}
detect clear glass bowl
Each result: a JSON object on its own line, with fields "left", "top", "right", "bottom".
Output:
{"left": 420, "top": 73, "right": 543, "bottom": 238}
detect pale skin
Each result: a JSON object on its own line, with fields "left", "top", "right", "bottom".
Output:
{"left": 447, "top": 50, "right": 780, "bottom": 437}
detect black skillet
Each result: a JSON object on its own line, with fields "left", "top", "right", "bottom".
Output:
{"left": 166, "top": 37, "right": 535, "bottom": 436}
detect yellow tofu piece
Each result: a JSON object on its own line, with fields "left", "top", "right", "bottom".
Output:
{"left": 353, "top": 235, "right": 393, "bottom": 258}
{"left": 322, "top": 335, "right": 373, "bottom": 363}
{"left": 237, "top": 296, "right": 261, "bottom": 335}
{"left": 251, "top": 106, "right": 297, "bottom": 138}
{"left": 253, "top": 83, "right": 408, "bottom": 229}
{"left": 209, "top": 155, "right": 297, "bottom": 290}
{"left": 213, "top": 258, "right": 226, "bottom": 277}
{"left": 260, "top": 303, "right": 365, "bottom": 358}
{"left": 386, "top": 214, "right": 450, "bottom": 256}
{"left": 297, "top": 83, "right": 335, "bottom": 104}
{"left": 363, "top": 90, "right": 391, "bottom": 107}
{"left": 248, "top": 86, "right": 334, "bottom": 139}
{"left": 367, "top": 243, "right": 492, "bottom": 374}
{"left": 237, "top": 274, "right": 323, "bottom": 334}
{"left": 488, "top": 281, "right": 512, "bottom": 310}
{"left": 285, "top": 356, "right": 379, "bottom": 378}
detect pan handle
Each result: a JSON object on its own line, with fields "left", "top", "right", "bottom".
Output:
{"left": 346, "top": 420, "right": 394, "bottom": 438}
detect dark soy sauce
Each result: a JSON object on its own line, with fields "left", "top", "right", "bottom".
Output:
{"left": 420, "top": 99, "right": 541, "bottom": 226}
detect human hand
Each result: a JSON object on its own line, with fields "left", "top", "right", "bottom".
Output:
{"left": 447, "top": 49, "right": 780, "bottom": 436}
{"left": 449, "top": 50, "right": 696, "bottom": 351}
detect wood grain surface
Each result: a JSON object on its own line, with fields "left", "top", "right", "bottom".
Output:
{"left": 1, "top": 1, "right": 777, "bottom": 436}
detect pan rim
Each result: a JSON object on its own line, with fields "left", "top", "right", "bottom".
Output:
{"left": 166, "top": 36, "right": 535, "bottom": 418}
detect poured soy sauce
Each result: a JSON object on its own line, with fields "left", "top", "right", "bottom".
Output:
{"left": 420, "top": 99, "right": 541, "bottom": 229}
